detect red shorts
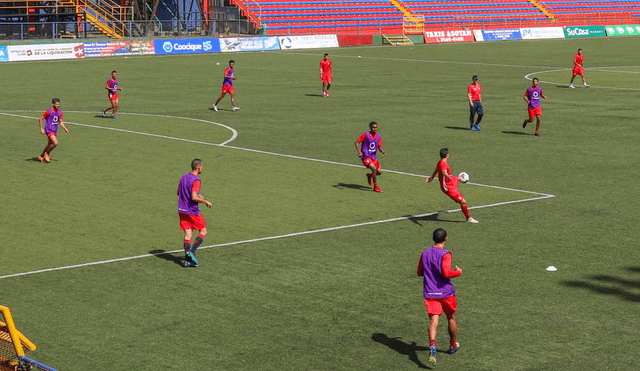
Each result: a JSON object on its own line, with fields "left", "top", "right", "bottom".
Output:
{"left": 47, "top": 132, "right": 57, "bottom": 139}
{"left": 362, "top": 158, "right": 381, "bottom": 170}
{"left": 109, "top": 93, "right": 119, "bottom": 101}
{"left": 572, "top": 67, "right": 584, "bottom": 77}
{"left": 322, "top": 74, "right": 332, "bottom": 83}
{"left": 221, "top": 85, "right": 234, "bottom": 94}
{"left": 528, "top": 106, "right": 542, "bottom": 119}
{"left": 179, "top": 213, "right": 206, "bottom": 231}
{"left": 425, "top": 295, "right": 457, "bottom": 316}
{"left": 445, "top": 188, "right": 464, "bottom": 204}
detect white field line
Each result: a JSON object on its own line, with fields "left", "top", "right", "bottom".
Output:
{"left": 0, "top": 110, "right": 555, "bottom": 280}
{"left": 524, "top": 68, "right": 640, "bottom": 91}
{"left": 0, "top": 194, "right": 555, "bottom": 280}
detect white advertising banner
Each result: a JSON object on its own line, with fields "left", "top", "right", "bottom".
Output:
{"left": 520, "top": 27, "right": 565, "bottom": 40}
{"left": 278, "top": 34, "right": 339, "bottom": 50}
{"left": 7, "top": 43, "right": 84, "bottom": 61}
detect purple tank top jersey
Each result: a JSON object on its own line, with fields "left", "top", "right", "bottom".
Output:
{"left": 178, "top": 173, "right": 200, "bottom": 215}
{"left": 361, "top": 132, "right": 380, "bottom": 160}
{"left": 421, "top": 247, "right": 456, "bottom": 299}
{"left": 528, "top": 86, "right": 542, "bottom": 108}
{"left": 223, "top": 67, "right": 234, "bottom": 86}
{"left": 44, "top": 108, "right": 62, "bottom": 135}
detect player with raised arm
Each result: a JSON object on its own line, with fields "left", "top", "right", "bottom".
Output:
{"left": 178, "top": 159, "right": 213, "bottom": 268}
{"left": 103, "top": 70, "right": 122, "bottom": 118}
{"left": 38, "top": 98, "right": 69, "bottom": 163}
{"left": 355, "top": 121, "right": 386, "bottom": 193}
{"left": 569, "top": 49, "right": 589, "bottom": 88}
{"left": 426, "top": 148, "right": 478, "bottom": 223}
{"left": 213, "top": 60, "right": 239, "bottom": 112}
{"left": 320, "top": 53, "right": 333, "bottom": 97}
{"left": 522, "top": 77, "right": 547, "bottom": 136}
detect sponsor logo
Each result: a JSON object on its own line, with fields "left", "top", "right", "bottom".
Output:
{"left": 203, "top": 41, "right": 212, "bottom": 51}
{"left": 626, "top": 26, "right": 634, "bottom": 33}
{"left": 567, "top": 28, "right": 589, "bottom": 36}
{"left": 522, "top": 29, "right": 533, "bottom": 37}
{"left": 281, "top": 37, "right": 292, "bottom": 49}
{"left": 637, "top": 26, "right": 640, "bottom": 33}
{"left": 163, "top": 41, "right": 173, "bottom": 52}
{"left": 616, "top": 27, "right": 624, "bottom": 33}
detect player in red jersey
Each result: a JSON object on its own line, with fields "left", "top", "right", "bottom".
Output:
{"left": 320, "top": 53, "right": 333, "bottom": 97}
{"left": 426, "top": 148, "right": 478, "bottom": 223}
{"left": 467, "top": 75, "right": 483, "bottom": 131}
{"left": 38, "top": 98, "right": 69, "bottom": 163}
{"left": 103, "top": 70, "right": 122, "bottom": 118}
{"left": 569, "top": 49, "right": 589, "bottom": 88}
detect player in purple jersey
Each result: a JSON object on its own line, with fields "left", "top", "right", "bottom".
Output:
{"left": 103, "top": 71, "right": 122, "bottom": 119}
{"left": 178, "top": 159, "right": 212, "bottom": 267}
{"left": 213, "top": 60, "right": 240, "bottom": 112}
{"left": 417, "top": 228, "right": 462, "bottom": 367}
{"left": 355, "top": 121, "right": 386, "bottom": 193}
{"left": 522, "top": 78, "right": 547, "bottom": 136}
{"left": 38, "top": 98, "right": 69, "bottom": 163}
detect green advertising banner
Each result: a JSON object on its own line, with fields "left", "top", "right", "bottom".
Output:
{"left": 563, "top": 26, "right": 606, "bottom": 38}
{"left": 605, "top": 25, "right": 640, "bottom": 36}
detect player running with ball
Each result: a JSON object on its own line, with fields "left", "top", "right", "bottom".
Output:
{"left": 426, "top": 148, "right": 478, "bottom": 223}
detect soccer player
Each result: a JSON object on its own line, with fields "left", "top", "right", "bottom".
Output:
{"left": 522, "top": 77, "right": 547, "bottom": 137}
{"left": 213, "top": 60, "right": 239, "bottom": 112}
{"left": 177, "top": 159, "right": 213, "bottom": 268}
{"left": 37, "top": 98, "right": 69, "bottom": 163}
{"left": 467, "top": 75, "right": 483, "bottom": 131}
{"left": 570, "top": 49, "right": 589, "bottom": 88}
{"left": 417, "top": 228, "right": 462, "bottom": 367}
{"left": 426, "top": 148, "right": 478, "bottom": 223}
{"left": 320, "top": 53, "right": 333, "bottom": 97}
{"left": 103, "top": 70, "right": 122, "bottom": 118}
{"left": 355, "top": 121, "right": 386, "bottom": 193}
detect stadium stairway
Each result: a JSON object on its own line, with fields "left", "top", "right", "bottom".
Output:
{"left": 58, "top": 0, "right": 133, "bottom": 38}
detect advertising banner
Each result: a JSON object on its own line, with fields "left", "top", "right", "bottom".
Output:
{"left": 0, "top": 46, "right": 8, "bottom": 62}
{"left": 563, "top": 26, "right": 606, "bottom": 38}
{"left": 153, "top": 38, "right": 221, "bottom": 55}
{"left": 476, "top": 28, "right": 522, "bottom": 41}
{"left": 7, "top": 43, "right": 84, "bottom": 61}
{"left": 278, "top": 34, "right": 339, "bottom": 50}
{"left": 423, "top": 29, "right": 474, "bottom": 43}
{"left": 219, "top": 37, "right": 280, "bottom": 52}
{"left": 84, "top": 40, "right": 155, "bottom": 57}
{"left": 605, "top": 24, "right": 640, "bottom": 36}
{"left": 520, "top": 27, "right": 565, "bottom": 39}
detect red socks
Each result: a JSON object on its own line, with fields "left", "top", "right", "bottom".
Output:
{"left": 461, "top": 205, "right": 471, "bottom": 219}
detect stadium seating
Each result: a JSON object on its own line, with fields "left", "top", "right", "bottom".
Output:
{"left": 540, "top": 0, "right": 640, "bottom": 18}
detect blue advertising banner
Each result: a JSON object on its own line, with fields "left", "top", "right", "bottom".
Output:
{"left": 479, "top": 28, "right": 522, "bottom": 41}
{"left": 219, "top": 37, "right": 280, "bottom": 52}
{"left": 0, "top": 46, "right": 8, "bottom": 62}
{"left": 153, "top": 38, "right": 221, "bottom": 55}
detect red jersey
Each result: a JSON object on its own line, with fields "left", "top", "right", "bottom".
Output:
{"left": 468, "top": 83, "right": 481, "bottom": 101}
{"left": 573, "top": 54, "right": 583, "bottom": 67}
{"left": 320, "top": 59, "right": 332, "bottom": 75}
{"left": 436, "top": 159, "right": 457, "bottom": 193}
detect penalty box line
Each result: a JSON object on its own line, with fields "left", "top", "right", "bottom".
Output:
{"left": 0, "top": 193, "right": 554, "bottom": 281}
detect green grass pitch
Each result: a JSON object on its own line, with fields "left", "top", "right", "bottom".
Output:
{"left": 1, "top": 36, "right": 639, "bottom": 370}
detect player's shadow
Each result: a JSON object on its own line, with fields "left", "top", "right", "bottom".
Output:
{"left": 556, "top": 85, "right": 572, "bottom": 88}
{"left": 371, "top": 333, "right": 431, "bottom": 369}
{"left": 25, "top": 157, "right": 45, "bottom": 162}
{"left": 444, "top": 126, "right": 471, "bottom": 131}
{"left": 208, "top": 107, "right": 233, "bottom": 112}
{"left": 305, "top": 94, "right": 324, "bottom": 97}
{"left": 560, "top": 267, "right": 640, "bottom": 303}
{"left": 332, "top": 183, "right": 372, "bottom": 192}
{"left": 406, "top": 212, "right": 464, "bottom": 226}
{"left": 149, "top": 249, "right": 185, "bottom": 267}
{"left": 502, "top": 131, "right": 530, "bottom": 135}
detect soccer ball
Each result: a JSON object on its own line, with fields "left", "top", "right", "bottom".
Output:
{"left": 458, "top": 172, "right": 469, "bottom": 183}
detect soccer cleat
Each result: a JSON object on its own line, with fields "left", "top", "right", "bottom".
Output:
{"left": 475, "top": 124, "right": 482, "bottom": 131}
{"left": 188, "top": 252, "right": 199, "bottom": 266}
{"left": 111, "top": 115, "right": 116, "bottom": 119}
{"left": 326, "top": 92, "right": 329, "bottom": 97}
{"left": 467, "top": 217, "right": 479, "bottom": 223}
{"left": 213, "top": 104, "right": 218, "bottom": 112}
{"left": 373, "top": 186, "right": 384, "bottom": 193}
{"left": 522, "top": 120, "right": 528, "bottom": 129}
{"left": 37, "top": 155, "right": 45, "bottom": 163}
{"left": 183, "top": 261, "right": 199, "bottom": 268}
{"left": 569, "top": 84, "right": 575, "bottom": 88}
{"left": 43, "top": 153, "right": 51, "bottom": 163}
{"left": 584, "top": 84, "right": 590, "bottom": 88}
{"left": 102, "top": 110, "right": 106, "bottom": 118}
{"left": 535, "top": 133, "right": 540, "bottom": 137}
{"left": 470, "top": 125, "right": 477, "bottom": 131}
{"left": 447, "top": 342, "right": 460, "bottom": 354}
{"left": 367, "top": 173, "right": 372, "bottom": 185}
{"left": 428, "top": 345, "right": 437, "bottom": 367}
{"left": 323, "top": 91, "right": 327, "bottom": 97}
{"left": 232, "top": 106, "right": 240, "bottom": 112}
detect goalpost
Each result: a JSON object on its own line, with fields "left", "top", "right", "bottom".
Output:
{"left": 0, "top": 306, "right": 57, "bottom": 371}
